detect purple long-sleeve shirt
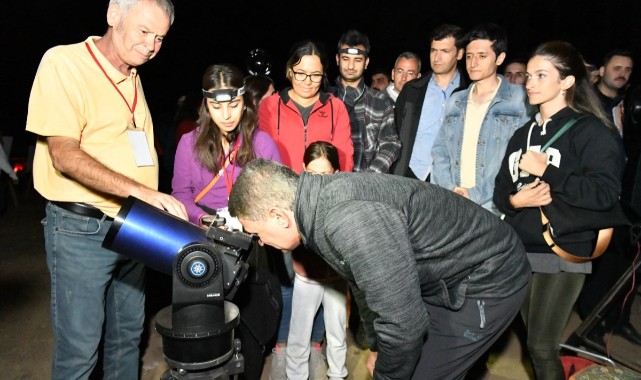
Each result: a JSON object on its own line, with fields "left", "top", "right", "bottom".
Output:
{"left": 172, "top": 129, "right": 281, "bottom": 224}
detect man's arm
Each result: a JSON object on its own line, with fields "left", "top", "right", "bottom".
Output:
{"left": 367, "top": 99, "right": 401, "bottom": 173}
{"left": 431, "top": 120, "right": 456, "bottom": 189}
{"left": 48, "top": 136, "right": 186, "bottom": 219}
{"left": 467, "top": 105, "right": 531, "bottom": 207}
{"left": 332, "top": 100, "right": 355, "bottom": 172}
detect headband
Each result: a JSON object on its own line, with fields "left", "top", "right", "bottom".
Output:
{"left": 202, "top": 87, "right": 246, "bottom": 102}
{"left": 338, "top": 47, "right": 368, "bottom": 57}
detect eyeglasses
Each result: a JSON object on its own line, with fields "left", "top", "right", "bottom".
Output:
{"left": 293, "top": 71, "right": 324, "bottom": 83}
{"left": 394, "top": 68, "right": 418, "bottom": 78}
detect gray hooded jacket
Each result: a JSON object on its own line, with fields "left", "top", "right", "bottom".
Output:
{"left": 294, "top": 172, "right": 530, "bottom": 379}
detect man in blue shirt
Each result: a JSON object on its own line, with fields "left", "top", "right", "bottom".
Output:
{"left": 391, "top": 24, "right": 467, "bottom": 180}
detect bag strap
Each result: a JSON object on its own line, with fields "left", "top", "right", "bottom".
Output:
{"left": 538, "top": 116, "right": 607, "bottom": 262}
{"left": 540, "top": 116, "right": 584, "bottom": 153}
{"left": 539, "top": 208, "right": 612, "bottom": 263}
{"left": 194, "top": 150, "right": 237, "bottom": 203}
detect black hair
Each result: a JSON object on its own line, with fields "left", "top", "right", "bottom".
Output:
{"left": 531, "top": 41, "right": 612, "bottom": 129}
{"left": 195, "top": 64, "right": 258, "bottom": 172}
{"left": 370, "top": 67, "right": 390, "bottom": 79}
{"left": 303, "top": 141, "right": 340, "bottom": 171}
{"left": 285, "top": 41, "right": 328, "bottom": 87}
{"left": 505, "top": 57, "right": 527, "bottom": 66}
{"left": 244, "top": 74, "right": 275, "bottom": 107}
{"left": 337, "top": 29, "right": 371, "bottom": 56}
{"left": 464, "top": 23, "right": 507, "bottom": 57}
{"left": 601, "top": 49, "right": 634, "bottom": 67}
{"left": 429, "top": 24, "right": 465, "bottom": 50}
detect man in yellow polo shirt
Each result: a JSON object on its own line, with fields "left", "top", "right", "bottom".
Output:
{"left": 25, "top": 1, "right": 186, "bottom": 379}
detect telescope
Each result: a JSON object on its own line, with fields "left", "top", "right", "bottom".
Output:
{"left": 102, "top": 196, "right": 255, "bottom": 379}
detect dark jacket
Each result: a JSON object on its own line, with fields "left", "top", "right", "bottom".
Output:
{"left": 390, "top": 70, "right": 468, "bottom": 176}
{"left": 295, "top": 172, "right": 530, "bottom": 380}
{"left": 494, "top": 107, "right": 624, "bottom": 255}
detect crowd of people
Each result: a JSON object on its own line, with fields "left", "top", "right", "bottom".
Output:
{"left": 23, "top": 0, "right": 639, "bottom": 379}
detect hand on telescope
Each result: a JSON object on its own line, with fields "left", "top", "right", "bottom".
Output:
{"left": 132, "top": 187, "right": 188, "bottom": 220}
{"left": 45, "top": 136, "right": 188, "bottom": 221}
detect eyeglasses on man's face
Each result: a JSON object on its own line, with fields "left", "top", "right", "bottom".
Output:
{"left": 293, "top": 71, "right": 324, "bottom": 83}
{"left": 394, "top": 68, "right": 418, "bottom": 78}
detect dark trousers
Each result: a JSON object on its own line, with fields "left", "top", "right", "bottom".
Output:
{"left": 578, "top": 226, "right": 636, "bottom": 325}
{"left": 522, "top": 272, "right": 585, "bottom": 380}
{"left": 410, "top": 285, "right": 527, "bottom": 380}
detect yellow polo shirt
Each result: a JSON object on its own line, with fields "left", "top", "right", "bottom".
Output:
{"left": 26, "top": 36, "right": 158, "bottom": 217}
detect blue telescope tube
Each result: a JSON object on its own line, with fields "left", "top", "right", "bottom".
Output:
{"left": 102, "top": 196, "right": 208, "bottom": 275}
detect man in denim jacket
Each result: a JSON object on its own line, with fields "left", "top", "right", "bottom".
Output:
{"left": 432, "top": 23, "right": 531, "bottom": 215}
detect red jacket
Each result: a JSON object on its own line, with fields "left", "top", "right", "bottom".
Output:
{"left": 258, "top": 89, "right": 354, "bottom": 174}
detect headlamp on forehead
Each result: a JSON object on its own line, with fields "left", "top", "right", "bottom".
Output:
{"left": 339, "top": 47, "right": 368, "bottom": 57}
{"left": 202, "top": 87, "right": 246, "bottom": 102}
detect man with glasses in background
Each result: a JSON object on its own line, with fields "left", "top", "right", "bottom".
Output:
{"left": 384, "top": 51, "right": 421, "bottom": 103}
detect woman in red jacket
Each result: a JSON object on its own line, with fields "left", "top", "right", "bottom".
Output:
{"left": 258, "top": 40, "right": 354, "bottom": 173}
{"left": 258, "top": 40, "right": 353, "bottom": 379}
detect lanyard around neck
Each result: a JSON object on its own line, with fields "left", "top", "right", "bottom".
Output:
{"left": 222, "top": 138, "right": 240, "bottom": 197}
{"left": 85, "top": 42, "right": 138, "bottom": 128}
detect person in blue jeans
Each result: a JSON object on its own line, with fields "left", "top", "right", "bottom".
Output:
{"left": 25, "top": 1, "right": 186, "bottom": 379}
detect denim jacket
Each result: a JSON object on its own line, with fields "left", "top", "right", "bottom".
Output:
{"left": 432, "top": 76, "right": 530, "bottom": 214}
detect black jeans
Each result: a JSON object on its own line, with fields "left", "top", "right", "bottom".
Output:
{"left": 522, "top": 272, "right": 585, "bottom": 380}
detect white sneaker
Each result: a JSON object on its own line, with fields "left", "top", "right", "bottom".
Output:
{"left": 269, "top": 344, "right": 286, "bottom": 380}
{"left": 308, "top": 343, "right": 328, "bottom": 380}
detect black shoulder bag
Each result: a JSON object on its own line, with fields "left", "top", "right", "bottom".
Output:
{"left": 539, "top": 117, "right": 629, "bottom": 263}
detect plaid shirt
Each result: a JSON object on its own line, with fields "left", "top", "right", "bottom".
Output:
{"left": 331, "top": 78, "right": 401, "bottom": 173}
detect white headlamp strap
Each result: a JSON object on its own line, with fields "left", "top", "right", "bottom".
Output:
{"left": 202, "top": 86, "right": 246, "bottom": 102}
{"left": 338, "top": 47, "right": 367, "bottom": 57}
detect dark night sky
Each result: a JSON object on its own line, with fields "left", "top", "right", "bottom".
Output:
{"left": 1, "top": 0, "right": 639, "bottom": 157}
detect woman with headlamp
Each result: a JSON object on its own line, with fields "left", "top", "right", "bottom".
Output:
{"left": 172, "top": 63, "right": 281, "bottom": 226}
{"left": 171, "top": 63, "right": 282, "bottom": 380}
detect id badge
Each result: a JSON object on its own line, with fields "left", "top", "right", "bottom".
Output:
{"left": 127, "top": 129, "right": 154, "bottom": 166}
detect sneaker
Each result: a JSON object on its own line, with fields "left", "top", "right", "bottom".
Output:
{"left": 309, "top": 343, "right": 328, "bottom": 380}
{"left": 269, "top": 344, "right": 286, "bottom": 380}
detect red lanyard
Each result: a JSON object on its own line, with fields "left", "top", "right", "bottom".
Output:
{"left": 222, "top": 139, "right": 240, "bottom": 197}
{"left": 85, "top": 42, "right": 138, "bottom": 128}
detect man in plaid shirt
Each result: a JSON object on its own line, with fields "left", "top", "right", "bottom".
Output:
{"left": 330, "top": 29, "right": 400, "bottom": 173}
